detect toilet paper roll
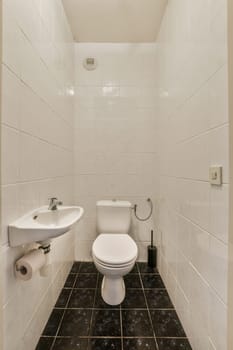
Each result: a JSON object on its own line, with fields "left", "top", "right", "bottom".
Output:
{"left": 15, "top": 249, "right": 46, "bottom": 281}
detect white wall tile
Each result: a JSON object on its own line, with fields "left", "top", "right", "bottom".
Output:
{"left": 189, "top": 224, "right": 210, "bottom": 280}
{"left": 208, "top": 236, "right": 228, "bottom": 303}
{"left": 209, "top": 125, "right": 229, "bottom": 183}
{"left": 189, "top": 265, "right": 210, "bottom": 349}
{"left": 74, "top": 43, "right": 158, "bottom": 262}
{"left": 176, "top": 252, "right": 191, "bottom": 299}
{"left": 2, "top": 125, "right": 20, "bottom": 185}
{"left": 1, "top": 2, "right": 227, "bottom": 350}
{"left": 156, "top": 1, "right": 228, "bottom": 349}
{"left": 209, "top": 289, "right": 227, "bottom": 350}
{"left": 210, "top": 184, "right": 229, "bottom": 243}
{"left": 19, "top": 133, "right": 41, "bottom": 182}
{"left": 1, "top": 1, "right": 74, "bottom": 350}
{"left": 1, "top": 185, "right": 19, "bottom": 245}
{"left": 2, "top": 2, "right": 22, "bottom": 76}
{"left": 2, "top": 65, "right": 21, "bottom": 129}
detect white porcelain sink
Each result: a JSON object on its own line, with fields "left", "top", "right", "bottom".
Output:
{"left": 9, "top": 206, "right": 84, "bottom": 247}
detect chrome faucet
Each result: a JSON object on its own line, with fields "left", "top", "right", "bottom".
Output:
{"left": 48, "top": 197, "right": 63, "bottom": 211}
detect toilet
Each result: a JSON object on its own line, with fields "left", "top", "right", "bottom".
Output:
{"left": 92, "top": 200, "right": 138, "bottom": 305}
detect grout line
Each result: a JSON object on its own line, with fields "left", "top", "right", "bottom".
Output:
{"left": 54, "top": 306, "right": 175, "bottom": 311}
{"left": 49, "top": 308, "right": 67, "bottom": 349}
{"left": 164, "top": 62, "right": 226, "bottom": 122}
{"left": 2, "top": 122, "right": 73, "bottom": 152}
{"left": 2, "top": 175, "right": 74, "bottom": 190}
{"left": 42, "top": 334, "right": 189, "bottom": 339}
{"left": 137, "top": 263, "right": 160, "bottom": 350}
{"left": 176, "top": 121, "right": 229, "bottom": 146}
{"left": 50, "top": 264, "right": 78, "bottom": 350}
{"left": 120, "top": 302, "right": 124, "bottom": 350}
{"left": 177, "top": 212, "right": 229, "bottom": 248}
{"left": 155, "top": 336, "right": 190, "bottom": 339}
{"left": 87, "top": 271, "right": 99, "bottom": 343}
{"left": 158, "top": 173, "right": 229, "bottom": 185}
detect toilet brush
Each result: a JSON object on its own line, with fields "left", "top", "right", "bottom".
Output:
{"left": 147, "top": 230, "right": 157, "bottom": 268}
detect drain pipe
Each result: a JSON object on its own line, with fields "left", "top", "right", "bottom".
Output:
{"left": 39, "top": 241, "right": 52, "bottom": 277}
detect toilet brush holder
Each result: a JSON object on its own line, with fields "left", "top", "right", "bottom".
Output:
{"left": 147, "top": 230, "right": 157, "bottom": 268}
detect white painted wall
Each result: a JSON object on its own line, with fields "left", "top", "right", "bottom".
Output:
{"left": 1, "top": 1, "right": 74, "bottom": 349}
{"left": 155, "top": 1, "right": 228, "bottom": 350}
{"left": 74, "top": 43, "right": 159, "bottom": 261}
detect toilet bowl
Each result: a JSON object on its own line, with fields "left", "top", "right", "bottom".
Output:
{"left": 92, "top": 233, "right": 138, "bottom": 305}
{"left": 92, "top": 200, "right": 138, "bottom": 305}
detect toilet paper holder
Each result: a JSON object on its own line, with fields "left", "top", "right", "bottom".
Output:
{"left": 15, "top": 243, "right": 51, "bottom": 280}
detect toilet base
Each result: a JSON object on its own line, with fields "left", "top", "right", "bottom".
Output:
{"left": 101, "top": 275, "right": 125, "bottom": 305}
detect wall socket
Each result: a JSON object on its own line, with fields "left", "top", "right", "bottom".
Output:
{"left": 209, "top": 166, "right": 223, "bottom": 185}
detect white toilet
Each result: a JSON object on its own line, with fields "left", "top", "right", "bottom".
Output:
{"left": 92, "top": 200, "right": 138, "bottom": 305}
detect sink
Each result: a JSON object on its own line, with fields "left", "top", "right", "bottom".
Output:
{"left": 9, "top": 206, "right": 84, "bottom": 247}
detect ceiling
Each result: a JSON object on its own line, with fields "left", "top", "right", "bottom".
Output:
{"left": 62, "top": 0, "right": 167, "bottom": 43}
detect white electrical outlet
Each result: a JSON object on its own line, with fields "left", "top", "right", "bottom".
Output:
{"left": 209, "top": 166, "right": 223, "bottom": 185}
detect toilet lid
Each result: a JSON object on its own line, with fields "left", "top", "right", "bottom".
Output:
{"left": 92, "top": 234, "right": 138, "bottom": 265}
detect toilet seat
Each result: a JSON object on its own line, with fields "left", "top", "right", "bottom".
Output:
{"left": 92, "top": 233, "right": 138, "bottom": 266}
{"left": 93, "top": 255, "right": 136, "bottom": 269}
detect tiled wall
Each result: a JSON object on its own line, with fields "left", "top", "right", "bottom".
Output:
{"left": 155, "top": 1, "right": 228, "bottom": 350}
{"left": 1, "top": 1, "right": 74, "bottom": 349}
{"left": 1, "top": 1, "right": 229, "bottom": 349}
{"left": 74, "top": 44, "right": 159, "bottom": 261}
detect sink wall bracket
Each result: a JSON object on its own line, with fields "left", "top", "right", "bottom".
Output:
{"left": 39, "top": 243, "right": 51, "bottom": 255}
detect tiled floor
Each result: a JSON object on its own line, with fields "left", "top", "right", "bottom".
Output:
{"left": 36, "top": 262, "right": 192, "bottom": 350}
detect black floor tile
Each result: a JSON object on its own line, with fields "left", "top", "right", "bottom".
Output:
{"left": 157, "top": 338, "right": 192, "bottom": 350}
{"left": 55, "top": 289, "right": 72, "bottom": 308}
{"left": 58, "top": 309, "right": 92, "bottom": 336}
{"left": 64, "top": 274, "right": 76, "bottom": 288}
{"left": 68, "top": 289, "right": 95, "bottom": 308}
{"left": 36, "top": 262, "right": 192, "bottom": 350}
{"left": 137, "top": 262, "right": 158, "bottom": 274}
{"left": 71, "top": 262, "right": 81, "bottom": 274}
{"left": 79, "top": 262, "right": 97, "bottom": 273}
{"left": 121, "top": 289, "right": 146, "bottom": 309}
{"left": 97, "top": 274, "right": 103, "bottom": 288}
{"left": 75, "top": 274, "right": 98, "bottom": 289}
{"left": 122, "top": 310, "right": 154, "bottom": 337}
{"left": 88, "top": 338, "right": 121, "bottom": 350}
{"left": 94, "top": 289, "right": 120, "bottom": 309}
{"left": 150, "top": 310, "right": 186, "bottom": 337}
{"left": 52, "top": 337, "right": 88, "bottom": 350}
{"left": 42, "top": 309, "right": 64, "bottom": 336}
{"left": 36, "top": 337, "right": 54, "bottom": 350}
{"left": 141, "top": 274, "right": 165, "bottom": 289}
{"left": 145, "top": 290, "right": 173, "bottom": 309}
{"left": 125, "top": 274, "right": 142, "bottom": 289}
{"left": 123, "top": 338, "right": 157, "bottom": 350}
{"left": 90, "top": 310, "right": 121, "bottom": 336}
